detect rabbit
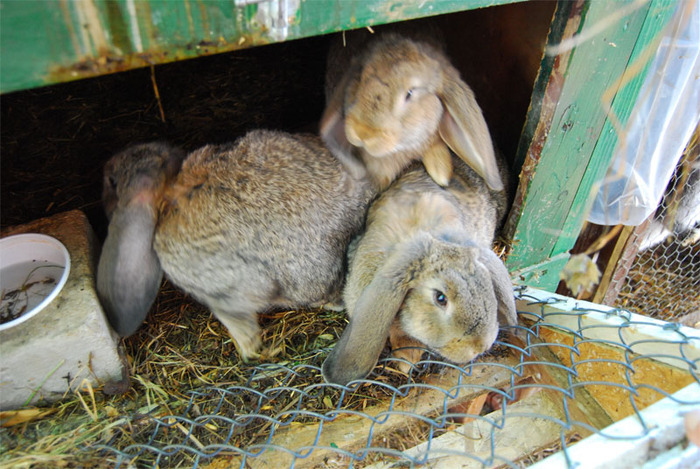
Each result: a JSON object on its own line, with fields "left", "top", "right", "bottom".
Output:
{"left": 320, "top": 31, "right": 504, "bottom": 193}
{"left": 97, "top": 143, "right": 185, "bottom": 336}
{"left": 97, "top": 130, "right": 375, "bottom": 360}
{"left": 322, "top": 154, "right": 517, "bottom": 386}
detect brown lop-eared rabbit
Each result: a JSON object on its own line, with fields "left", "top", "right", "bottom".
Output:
{"left": 322, "top": 152, "right": 517, "bottom": 385}
{"left": 321, "top": 31, "right": 504, "bottom": 193}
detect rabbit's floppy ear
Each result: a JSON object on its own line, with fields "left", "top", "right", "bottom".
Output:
{"left": 476, "top": 247, "right": 517, "bottom": 327}
{"left": 438, "top": 67, "right": 503, "bottom": 191}
{"left": 322, "top": 236, "right": 431, "bottom": 385}
{"left": 97, "top": 199, "right": 163, "bottom": 336}
{"left": 320, "top": 72, "right": 367, "bottom": 179}
{"left": 320, "top": 74, "right": 367, "bottom": 181}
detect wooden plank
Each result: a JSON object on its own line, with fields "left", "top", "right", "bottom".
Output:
{"left": 530, "top": 383, "right": 700, "bottom": 469}
{"left": 550, "top": 0, "right": 678, "bottom": 258}
{"left": 504, "top": 0, "right": 583, "bottom": 257}
{"left": 523, "top": 333, "right": 615, "bottom": 432}
{"left": 505, "top": 0, "right": 676, "bottom": 290}
{"left": 363, "top": 332, "right": 617, "bottom": 468}
{"left": 510, "top": 252, "right": 569, "bottom": 289}
{"left": 537, "top": 326, "right": 696, "bottom": 422}
{"left": 592, "top": 219, "right": 649, "bottom": 305}
{"left": 244, "top": 353, "right": 523, "bottom": 468}
{"left": 516, "top": 287, "right": 700, "bottom": 369}
{"left": 0, "top": 0, "right": 524, "bottom": 94}
{"left": 366, "top": 389, "right": 575, "bottom": 469}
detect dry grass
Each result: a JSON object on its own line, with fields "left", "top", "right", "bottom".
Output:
{"left": 0, "top": 284, "right": 339, "bottom": 467}
{"left": 0, "top": 37, "right": 334, "bottom": 466}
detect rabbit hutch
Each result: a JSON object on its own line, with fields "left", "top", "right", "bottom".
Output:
{"left": 1, "top": 0, "right": 698, "bottom": 467}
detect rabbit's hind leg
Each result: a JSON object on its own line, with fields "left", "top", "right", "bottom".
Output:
{"left": 213, "top": 309, "right": 262, "bottom": 362}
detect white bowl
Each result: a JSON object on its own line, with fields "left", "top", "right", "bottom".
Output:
{"left": 0, "top": 234, "right": 71, "bottom": 331}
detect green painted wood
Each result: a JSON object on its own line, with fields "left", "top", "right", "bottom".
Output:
{"left": 510, "top": 253, "right": 570, "bottom": 290}
{"left": 505, "top": 0, "right": 675, "bottom": 291}
{"left": 551, "top": 0, "right": 678, "bottom": 257}
{"left": 0, "top": 0, "right": 521, "bottom": 94}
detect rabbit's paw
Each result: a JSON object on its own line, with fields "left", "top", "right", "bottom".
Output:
{"left": 389, "top": 322, "right": 425, "bottom": 375}
{"left": 215, "top": 311, "right": 262, "bottom": 362}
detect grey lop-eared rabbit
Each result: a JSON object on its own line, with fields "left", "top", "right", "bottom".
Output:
{"left": 322, "top": 153, "right": 517, "bottom": 386}
{"left": 97, "top": 130, "right": 374, "bottom": 360}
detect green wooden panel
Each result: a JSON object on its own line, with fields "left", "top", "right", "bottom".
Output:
{"left": 510, "top": 253, "right": 570, "bottom": 290}
{"left": 551, "top": 0, "right": 678, "bottom": 257}
{"left": 0, "top": 0, "right": 521, "bottom": 94}
{"left": 505, "top": 0, "right": 676, "bottom": 291}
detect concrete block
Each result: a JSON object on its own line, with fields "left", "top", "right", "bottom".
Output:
{"left": 1, "top": 210, "right": 124, "bottom": 410}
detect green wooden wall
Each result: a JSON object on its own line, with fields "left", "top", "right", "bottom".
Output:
{"left": 504, "top": 0, "right": 677, "bottom": 290}
{"left": 0, "top": 0, "right": 518, "bottom": 94}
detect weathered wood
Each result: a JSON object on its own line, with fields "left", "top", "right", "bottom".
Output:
{"left": 517, "top": 287, "right": 699, "bottom": 423}
{"left": 530, "top": 383, "right": 700, "bottom": 469}
{"left": 538, "top": 326, "right": 696, "bottom": 422}
{"left": 592, "top": 219, "right": 650, "bottom": 305}
{"left": 550, "top": 0, "right": 677, "bottom": 258}
{"left": 505, "top": 0, "right": 677, "bottom": 291}
{"left": 521, "top": 332, "right": 615, "bottom": 432}
{"left": 366, "top": 389, "right": 574, "bottom": 469}
{"left": 510, "top": 253, "right": 570, "bottom": 289}
{"left": 244, "top": 354, "right": 523, "bottom": 468}
{"left": 0, "top": 0, "right": 524, "bottom": 94}
{"left": 516, "top": 287, "right": 700, "bottom": 369}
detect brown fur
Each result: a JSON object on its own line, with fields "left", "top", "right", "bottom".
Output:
{"left": 322, "top": 156, "right": 516, "bottom": 385}
{"left": 321, "top": 32, "right": 503, "bottom": 192}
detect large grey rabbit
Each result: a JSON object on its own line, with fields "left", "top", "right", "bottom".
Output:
{"left": 97, "top": 130, "right": 374, "bottom": 360}
{"left": 321, "top": 31, "right": 504, "bottom": 192}
{"left": 322, "top": 153, "right": 517, "bottom": 385}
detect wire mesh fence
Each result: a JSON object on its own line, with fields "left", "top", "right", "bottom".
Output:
{"left": 609, "top": 140, "right": 700, "bottom": 324}
{"left": 5, "top": 287, "right": 693, "bottom": 468}
{"left": 614, "top": 233, "right": 700, "bottom": 323}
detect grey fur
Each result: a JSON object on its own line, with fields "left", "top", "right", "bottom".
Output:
{"left": 322, "top": 156, "right": 517, "bottom": 385}
{"left": 97, "top": 131, "right": 375, "bottom": 359}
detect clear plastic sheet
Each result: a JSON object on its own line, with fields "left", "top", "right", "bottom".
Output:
{"left": 588, "top": 0, "right": 700, "bottom": 226}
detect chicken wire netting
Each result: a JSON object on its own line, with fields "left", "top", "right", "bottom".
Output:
{"left": 609, "top": 148, "right": 700, "bottom": 324}
{"left": 613, "top": 230, "right": 700, "bottom": 323}
{"left": 4, "top": 287, "right": 694, "bottom": 468}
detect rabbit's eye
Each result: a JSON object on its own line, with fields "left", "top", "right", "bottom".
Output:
{"left": 405, "top": 88, "right": 415, "bottom": 101}
{"left": 434, "top": 290, "right": 448, "bottom": 307}
{"left": 108, "top": 175, "right": 118, "bottom": 190}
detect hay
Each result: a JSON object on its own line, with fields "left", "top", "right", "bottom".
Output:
{"left": 0, "top": 277, "right": 463, "bottom": 468}
{"left": 0, "top": 33, "right": 335, "bottom": 468}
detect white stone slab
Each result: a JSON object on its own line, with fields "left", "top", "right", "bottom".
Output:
{"left": 1, "top": 210, "right": 124, "bottom": 410}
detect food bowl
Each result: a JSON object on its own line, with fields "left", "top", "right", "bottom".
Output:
{"left": 0, "top": 233, "right": 71, "bottom": 331}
